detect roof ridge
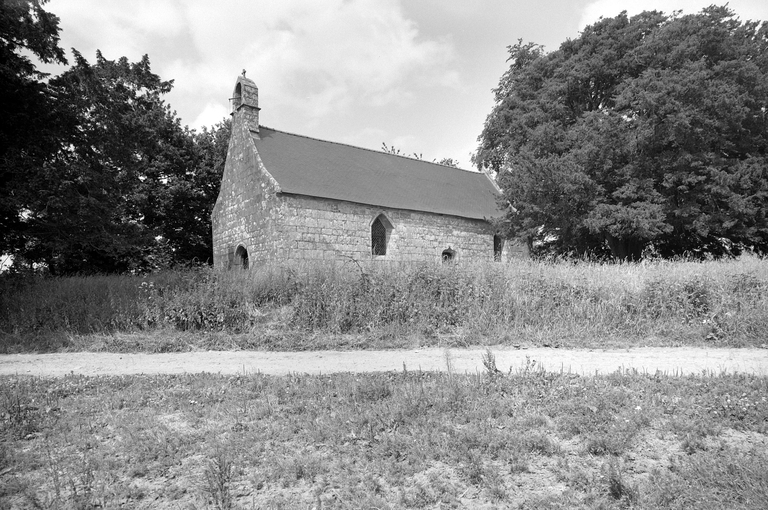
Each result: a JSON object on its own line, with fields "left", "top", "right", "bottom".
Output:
{"left": 258, "top": 125, "right": 482, "bottom": 175}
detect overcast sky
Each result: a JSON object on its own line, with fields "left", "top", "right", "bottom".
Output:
{"left": 40, "top": 0, "right": 768, "bottom": 168}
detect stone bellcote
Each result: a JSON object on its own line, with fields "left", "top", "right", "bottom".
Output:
{"left": 231, "top": 74, "right": 260, "bottom": 136}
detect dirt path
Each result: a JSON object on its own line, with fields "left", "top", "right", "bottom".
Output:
{"left": 1, "top": 347, "right": 767, "bottom": 377}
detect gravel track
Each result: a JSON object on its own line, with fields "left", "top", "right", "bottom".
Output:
{"left": 1, "top": 347, "right": 767, "bottom": 377}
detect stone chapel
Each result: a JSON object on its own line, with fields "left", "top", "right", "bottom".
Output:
{"left": 212, "top": 75, "right": 525, "bottom": 269}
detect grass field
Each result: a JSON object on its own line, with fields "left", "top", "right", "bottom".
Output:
{"left": 2, "top": 259, "right": 767, "bottom": 507}
{"left": 2, "top": 256, "right": 767, "bottom": 353}
{"left": 2, "top": 355, "right": 767, "bottom": 509}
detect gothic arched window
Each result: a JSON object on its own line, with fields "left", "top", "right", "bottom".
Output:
{"left": 371, "top": 214, "right": 392, "bottom": 256}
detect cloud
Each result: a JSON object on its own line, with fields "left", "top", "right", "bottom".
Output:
{"left": 49, "top": 0, "right": 187, "bottom": 60}
{"left": 192, "top": 102, "right": 230, "bottom": 131}
{"left": 210, "top": 0, "right": 457, "bottom": 117}
{"left": 390, "top": 134, "right": 418, "bottom": 152}
{"left": 338, "top": 127, "right": 387, "bottom": 150}
{"left": 47, "top": 0, "right": 458, "bottom": 130}
{"left": 579, "top": 0, "right": 768, "bottom": 30}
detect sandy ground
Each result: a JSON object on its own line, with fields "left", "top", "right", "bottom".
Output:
{"left": 1, "top": 346, "right": 767, "bottom": 377}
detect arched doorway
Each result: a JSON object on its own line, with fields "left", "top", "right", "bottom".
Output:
{"left": 235, "top": 245, "right": 249, "bottom": 270}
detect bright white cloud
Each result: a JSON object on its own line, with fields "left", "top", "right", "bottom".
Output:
{"left": 390, "top": 134, "right": 418, "bottom": 152}
{"left": 579, "top": 0, "right": 768, "bottom": 30}
{"left": 338, "top": 127, "right": 387, "bottom": 148}
{"left": 49, "top": 0, "right": 186, "bottom": 59}
{"left": 192, "top": 103, "right": 230, "bottom": 131}
{"left": 48, "top": 0, "right": 457, "bottom": 130}
{"left": 223, "top": 0, "right": 456, "bottom": 118}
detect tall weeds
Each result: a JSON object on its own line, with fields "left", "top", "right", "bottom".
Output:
{"left": 1, "top": 256, "right": 766, "bottom": 350}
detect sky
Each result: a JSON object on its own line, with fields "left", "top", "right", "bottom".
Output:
{"left": 38, "top": 0, "right": 768, "bottom": 169}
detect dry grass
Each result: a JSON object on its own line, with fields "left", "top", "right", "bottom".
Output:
{"left": 1, "top": 356, "right": 767, "bottom": 508}
{"left": 1, "top": 255, "right": 767, "bottom": 352}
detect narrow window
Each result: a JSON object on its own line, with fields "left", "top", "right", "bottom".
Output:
{"left": 231, "top": 83, "right": 242, "bottom": 112}
{"left": 494, "top": 235, "right": 504, "bottom": 262}
{"left": 371, "top": 217, "right": 387, "bottom": 256}
{"left": 235, "top": 245, "right": 249, "bottom": 270}
{"left": 442, "top": 248, "right": 455, "bottom": 263}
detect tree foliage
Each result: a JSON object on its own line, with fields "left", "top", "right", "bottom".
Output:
{"left": 1, "top": 0, "right": 67, "bottom": 263}
{"left": 1, "top": 1, "right": 229, "bottom": 273}
{"left": 476, "top": 7, "right": 768, "bottom": 260}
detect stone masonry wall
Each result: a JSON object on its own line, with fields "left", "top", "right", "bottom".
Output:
{"left": 267, "top": 194, "right": 503, "bottom": 264}
{"left": 211, "top": 109, "right": 281, "bottom": 269}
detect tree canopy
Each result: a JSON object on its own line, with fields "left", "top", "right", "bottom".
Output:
{"left": 476, "top": 6, "right": 768, "bottom": 260}
{"left": 1, "top": 0, "right": 68, "bottom": 265}
{"left": 1, "top": 0, "right": 229, "bottom": 274}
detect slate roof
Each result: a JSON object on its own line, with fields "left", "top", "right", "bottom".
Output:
{"left": 252, "top": 127, "right": 503, "bottom": 221}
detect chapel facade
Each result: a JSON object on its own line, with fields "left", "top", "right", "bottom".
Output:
{"left": 212, "top": 75, "right": 525, "bottom": 269}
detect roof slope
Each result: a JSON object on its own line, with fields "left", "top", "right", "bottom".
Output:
{"left": 253, "top": 127, "right": 503, "bottom": 220}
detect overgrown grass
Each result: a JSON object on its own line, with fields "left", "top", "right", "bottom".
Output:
{"left": 1, "top": 364, "right": 766, "bottom": 508}
{"left": 2, "top": 256, "right": 767, "bottom": 352}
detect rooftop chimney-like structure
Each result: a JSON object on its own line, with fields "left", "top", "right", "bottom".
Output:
{"left": 231, "top": 74, "right": 260, "bottom": 135}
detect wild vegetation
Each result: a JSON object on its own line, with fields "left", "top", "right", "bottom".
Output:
{"left": 2, "top": 360, "right": 767, "bottom": 508}
{"left": 477, "top": 7, "right": 768, "bottom": 260}
{"left": 2, "top": 256, "right": 766, "bottom": 353}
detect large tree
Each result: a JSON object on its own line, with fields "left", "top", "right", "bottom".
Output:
{"left": 161, "top": 119, "right": 231, "bottom": 266}
{"left": 5, "top": 49, "right": 228, "bottom": 272}
{"left": 17, "top": 51, "right": 189, "bottom": 273}
{"left": 2, "top": 1, "right": 229, "bottom": 273}
{"left": 0, "top": 0, "right": 67, "bottom": 262}
{"left": 476, "top": 7, "right": 768, "bottom": 260}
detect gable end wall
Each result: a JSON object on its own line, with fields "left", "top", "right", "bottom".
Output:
{"left": 212, "top": 111, "right": 282, "bottom": 269}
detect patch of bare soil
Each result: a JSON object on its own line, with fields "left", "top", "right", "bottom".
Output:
{"left": 1, "top": 346, "right": 767, "bottom": 377}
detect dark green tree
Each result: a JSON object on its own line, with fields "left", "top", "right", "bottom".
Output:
{"left": 476, "top": 7, "right": 768, "bottom": 260}
{"left": 17, "top": 51, "right": 227, "bottom": 273}
{"left": 2, "top": 1, "right": 229, "bottom": 273}
{"left": 16, "top": 51, "right": 188, "bottom": 273}
{"left": 156, "top": 119, "right": 230, "bottom": 265}
{"left": 0, "top": 0, "right": 67, "bottom": 263}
